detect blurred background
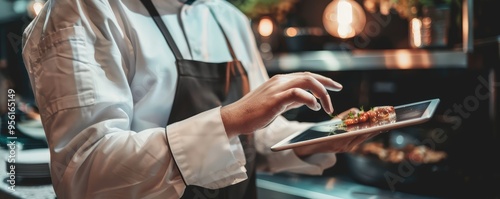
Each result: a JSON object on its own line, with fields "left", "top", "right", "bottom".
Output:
{"left": 1, "top": 0, "right": 500, "bottom": 198}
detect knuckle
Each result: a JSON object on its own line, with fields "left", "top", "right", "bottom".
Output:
{"left": 269, "top": 74, "right": 281, "bottom": 82}
{"left": 288, "top": 88, "right": 302, "bottom": 98}
{"left": 303, "top": 75, "right": 315, "bottom": 83}
{"left": 303, "top": 71, "right": 313, "bottom": 76}
{"left": 298, "top": 75, "right": 315, "bottom": 87}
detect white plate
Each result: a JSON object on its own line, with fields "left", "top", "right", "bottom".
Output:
{"left": 17, "top": 119, "right": 46, "bottom": 141}
{"left": 16, "top": 148, "right": 51, "bottom": 164}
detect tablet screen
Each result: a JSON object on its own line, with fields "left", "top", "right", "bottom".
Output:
{"left": 288, "top": 101, "right": 432, "bottom": 144}
{"left": 395, "top": 101, "right": 430, "bottom": 121}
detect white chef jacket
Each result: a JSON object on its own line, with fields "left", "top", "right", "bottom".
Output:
{"left": 21, "top": 0, "right": 337, "bottom": 198}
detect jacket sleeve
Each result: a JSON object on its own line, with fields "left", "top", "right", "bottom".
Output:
{"left": 21, "top": 1, "right": 246, "bottom": 198}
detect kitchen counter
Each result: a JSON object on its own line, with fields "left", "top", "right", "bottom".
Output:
{"left": 1, "top": 163, "right": 447, "bottom": 199}
{"left": 256, "top": 171, "right": 446, "bottom": 199}
{"left": 1, "top": 172, "right": 446, "bottom": 199}
{"left": 0, "top": 148, "right": 451, "bottom": 199}
{"left": 262, "top": 49, "right": 469, "bottom": 73}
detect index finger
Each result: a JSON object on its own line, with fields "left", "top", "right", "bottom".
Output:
{"left": 291, "top": 72, "right": 343, "bottom": 114}
{"left": 306, "top": 72, "right": 343, "bottom": 92}
{"left": 288, "top": 73, "right": 334, "bottom": 114}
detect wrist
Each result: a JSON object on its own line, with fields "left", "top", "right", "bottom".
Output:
{"left": 220, "top": 105, "right": 239, "bottom": 138}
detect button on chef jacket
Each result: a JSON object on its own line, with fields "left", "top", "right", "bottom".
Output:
{"left": 21, "top": 0, "right": 338, "bottom": 198}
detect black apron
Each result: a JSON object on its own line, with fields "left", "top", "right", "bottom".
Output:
{"left": 140, "top": 0, "right": 257, "bottom": 198}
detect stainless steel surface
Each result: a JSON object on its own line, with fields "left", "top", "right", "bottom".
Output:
{"left": 263, "top": 49, "right": 468, "bottom": 72}
{"left": 256, "top": 171, "right": 445, "bottom": 199}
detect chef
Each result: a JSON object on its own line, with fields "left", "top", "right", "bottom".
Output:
{"left": 21, "top": 0, "right": 374, "bottom": 198}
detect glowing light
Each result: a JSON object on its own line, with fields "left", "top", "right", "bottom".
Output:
{"left": 258, "top": 17, "right": 274, "bottom": 37}
{"left": 323, "top": 0, "right": 366, "bottom": 39}
{"left": 380, "top": 0, "right": 391, "bottom": 15}
{"left": 285, "top": 27, "right": 298, "bottom": 37}
{"left": 394, "top": 50, "right": 412, "bottom": 69}
{"left": 364, "top": 0, "right": 376, "bottom": 13}
{"left": 411, "top": 18, "right": 422, "bottom": 47}
{"left": 259, "top": 43, "right": 271, "bottom": 52}
{"left": 396, "top": 135, "right": 404, "bottom": 145}
{"left": 337, "top": 1, "right": 353, "bottom": 24}
{"left": 337, "top": 1, "right": 353, "bottom": 38}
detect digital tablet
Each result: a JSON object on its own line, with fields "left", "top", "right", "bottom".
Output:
{"left": 270, "top": 98, "right": 440, "bottom": 151}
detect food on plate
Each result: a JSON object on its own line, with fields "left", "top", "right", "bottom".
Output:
{"left": 330, "top": 106, "right": 396, "bottom": 133}
{"left": 351, "top": 142, "right": 447, "bottom": 164}
{"left": 341, "top": 106, "right": 396, "bottom": 126}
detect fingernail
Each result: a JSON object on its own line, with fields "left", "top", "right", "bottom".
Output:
{"left": 328, "top": 81, "right": 343, "bottom": 92}
{"left": 333, "top": 81, "right": 343, "bottom": 88}
{"left": 314, "top": 102, "right": 321, "bottom": 111}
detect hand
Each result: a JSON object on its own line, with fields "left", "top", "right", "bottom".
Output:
{"left": 221, "top": 72, "right": 343, "bottom": 138}
{"left": 292, "top": 131, "right": 381, "bottom": 157}
{"left": 293, "top": 108, "right": 382, "bottom": 157}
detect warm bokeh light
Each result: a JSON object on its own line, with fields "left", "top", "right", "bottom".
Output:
{"left": 411, "top": 18, "right": 422, "bottom": 47}
{"left": 284, "top": 27, "right": 298, "bottom": 37}
{"left": 379, "top": 0, "right": 391, "bottom": 15}
{"left": 396, "top": 51, "right": 412, "bottom": 69}
{"left": 385, "top": 49, "right": 431, "bottom": 69}
{"left": 323, "top": 0, "right": 366, "bottom": 39}
{"left": 258, "top": 17, "right": 274, "bottom": 37}
{"left": 336, "top": 0, "right": 353, "bottom": 38}
{"left": 393, "top": 50, "right": 412, "bottom": 69}
{"left": 363, "top": 0, "right": 376, "bottom": 13}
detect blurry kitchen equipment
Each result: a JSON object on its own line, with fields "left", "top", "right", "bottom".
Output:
{"left": 344, "top": 122, "right": 455, "bottom": 197}
{"left": 13, "top": 101, "right": 45, "bottom": 143}
{"left": 4, "top": 148, "right": 51, "bottom": 180}
{"left": 375, "top": 0, "right": 456, "bottom": 49}
{"left": 1, "top": 101, "right": 47, "bottom": 150}
{"left": 409, "top": 5, "right": 451, "bottom": 48}
{"left": 0, "top": 147, "right": 55, "bottom": 199}
{"left": 282, "top": 26, "right": 336, "bottom": 52}
{"left": 17, "top": 119, "right": 45, "bottom": 142}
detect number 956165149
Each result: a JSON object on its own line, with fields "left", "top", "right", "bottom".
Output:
{"left": 7, "top": 89, "right": 16, "bottom": 136}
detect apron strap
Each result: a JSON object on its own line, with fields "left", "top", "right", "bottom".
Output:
{"left": 140, "top": 0, "right": 183, "bottom": 60}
